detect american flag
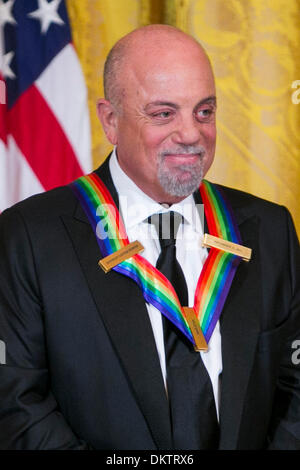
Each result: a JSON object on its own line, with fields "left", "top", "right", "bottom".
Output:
{"left": 0, "top": 0, "right": 92, "bottom": 212}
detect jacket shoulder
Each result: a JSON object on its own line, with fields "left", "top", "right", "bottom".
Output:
{"left": 0, "top": 184, "right": 78, "bottom": 224}
{"left": 214, "top": 182, "right": 290, "bottom": 222}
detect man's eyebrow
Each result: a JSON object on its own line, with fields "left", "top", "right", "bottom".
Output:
{"left": 144, "top": 96, "right": 217, "bottom": 111}
{"left": 144, "top": 101, "right": 180, "bottom": 110}
{"left": 196, "top": 96, "right": 217, "bottom": 107}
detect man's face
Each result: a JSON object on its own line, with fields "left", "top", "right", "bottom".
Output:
{"left": 109, "top": 42, "right": 216, "bottom": 203}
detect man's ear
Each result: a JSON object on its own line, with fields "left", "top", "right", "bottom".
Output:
{"left": 96, "top": 99, "right": 118, "bottom": 145}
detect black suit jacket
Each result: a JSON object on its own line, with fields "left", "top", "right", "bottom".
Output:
{"left": 0, "top": 157, "right": 299, "bottom": 450}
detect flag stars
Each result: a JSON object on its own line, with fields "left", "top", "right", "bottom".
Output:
{"left": 2, "top": 51, "right": 15, "bottom": 79}
{"left": 28, "top": 0, "right": 64, "bottom": 34}
{"left": 0, "top": 0, "right": 16, "bottom": 28}
{"left": 0, "top": 0, "right": 16, "bottom": 80}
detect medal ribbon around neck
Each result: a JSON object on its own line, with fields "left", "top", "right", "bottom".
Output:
{"left": 70, "top": 173, "right": 243, "bottom": 346}
{"left": 197, "top": 180, "right": 242, "bottom": 341}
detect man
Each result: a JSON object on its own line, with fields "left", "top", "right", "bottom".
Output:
{"left": 0, "top": 24, "right": 299, "bottom": 450}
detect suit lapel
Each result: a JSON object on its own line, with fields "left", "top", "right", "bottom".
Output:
{"left": 194, "top": 185, "right": 261, "bottom": 448}
{"left": 218, "top": 211, "right": 261, "bottom": 449}
{"left": 62, "top": 158, "right": 172, "bottom": 449}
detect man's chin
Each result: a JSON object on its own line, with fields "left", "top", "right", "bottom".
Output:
{"left": 158, "top": 169, "right": 203, "bottom": 198}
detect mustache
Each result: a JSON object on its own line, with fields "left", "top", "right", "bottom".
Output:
{"left": 159, "top": 145, "right": 206, "bottom": 158}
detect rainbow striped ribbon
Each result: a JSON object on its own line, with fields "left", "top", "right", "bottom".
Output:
{"left": 197, "top": 180, "right": 242, "bottom": 342}
{"left": 70, "top": 173, "right": 242, "bottom": 346}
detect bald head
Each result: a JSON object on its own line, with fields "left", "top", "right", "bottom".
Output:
{"left": 103, "top": 24, "right": 213, "bottom": 110}
{"left": 98, "top": 24, "right": 216, "bottom": 203}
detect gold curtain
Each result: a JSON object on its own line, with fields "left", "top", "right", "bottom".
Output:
{"left": 67, "top": 0, "right": 300, "bottom": 236}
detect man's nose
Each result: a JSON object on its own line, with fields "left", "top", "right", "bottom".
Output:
{"left": 172, "top": 116, "right": 201, "bottom": 145}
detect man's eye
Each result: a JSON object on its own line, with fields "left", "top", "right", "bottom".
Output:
{"left": 195, "top": 107, "right": 215, "bottom": 121}
{"left": 153, "top": 111, "right": 172, "bottom": 119}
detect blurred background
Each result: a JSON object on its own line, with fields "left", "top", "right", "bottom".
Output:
{"left": 1, "top": 0, "right": 300, "bottom": 235}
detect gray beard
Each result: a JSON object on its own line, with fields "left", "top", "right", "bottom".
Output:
{"left": 157, "top": 153, "right": 204, "bottom": 197}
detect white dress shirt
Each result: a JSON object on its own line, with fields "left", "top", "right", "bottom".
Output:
{"left": 109, "top": 148, "right": 222, "bottom": 416}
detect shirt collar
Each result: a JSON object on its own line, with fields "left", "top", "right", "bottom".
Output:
{"left": 109, "top": 147, "right": 204, "bottom": 234}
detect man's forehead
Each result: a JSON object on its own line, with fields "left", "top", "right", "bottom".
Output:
{"left": 113, "top": 29, "right": 215, "bottom": 109}
{"left": 127, "top": 54, "right": 214, "bottom": 89}
{"left": 128, "top": 64, "right": 216, "bottom": 105}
